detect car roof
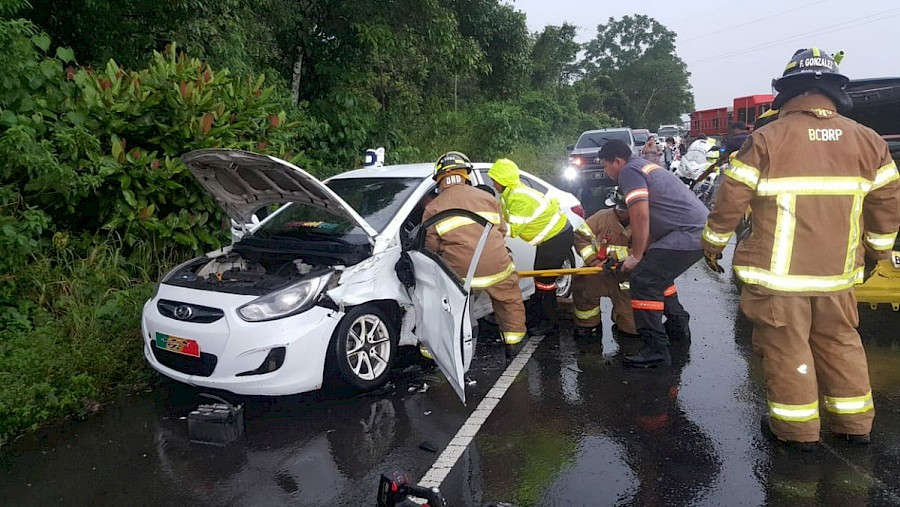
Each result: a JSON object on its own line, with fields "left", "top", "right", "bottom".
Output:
{"left": 580, "top": 128, "right": 632, "bottom": 134}
{"left": 328, "top": 163, "right": 434, "bottom": 180}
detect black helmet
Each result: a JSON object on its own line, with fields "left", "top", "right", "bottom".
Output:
{"left": 772, "top": 48, "right": 851, "bottom": 112}
{"left": 433, "top": 151, "right": 473, "bottom": 181}
{"left": 605, "top": 187, "right": 627, "bottom": 210}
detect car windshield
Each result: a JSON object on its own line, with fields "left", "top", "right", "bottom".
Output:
{"left": 634, "top": 132, "right": 649, "bottom": 145}
{"left": 658, "top": 127, "right": 678, "bottom": 139}
{"left": 252, "top": 203, "right": 364, "bottom": 241}
{"left": 575, "top": 130, "right": 631, "bottom": 149}
{"left": 326, "top": 177, "right": 422, "bottom": 232}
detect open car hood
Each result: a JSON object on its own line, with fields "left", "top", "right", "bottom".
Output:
{"left": 181, "top": 149, "right": 378, "bottom": 238}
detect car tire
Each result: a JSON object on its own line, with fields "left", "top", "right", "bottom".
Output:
{"left": 556, "top": 250, "right": 576, "bottom": 299}
{"left": 328, "top": 304, "right": 398, "bottom": 392}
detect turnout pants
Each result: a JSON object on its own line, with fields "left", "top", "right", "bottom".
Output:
{"left": 530, "top": 223, "right": 574, "bottom": 328}
{"left": 572, "top": 273, "right": 636, "bottom": 334}
{"left": 484, "top": 273, "right": 527, "bottom": 344}
{"left": 740, "top": 286, "right": 874, "bottom": 442}
{"left": 630, "top": 248, "right": 702, "bottom": 349}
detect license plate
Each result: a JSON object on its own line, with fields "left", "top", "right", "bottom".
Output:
{"left": 155, "top": 332, "right": 200, "bottom": 357}
{"left": 893, "top": 251, "right": 900, "bottom": 269}
{"left": 591, "top": 171, "right": 607, "bottom": 180}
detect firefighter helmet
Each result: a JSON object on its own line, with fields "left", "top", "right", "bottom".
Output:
{"left": 773, "top": 47, "right": 848, "bottom": 92}
{"left": 433, "top": 151, "right": 472, "bottom": 181}
{"left": 605, "top": 187, "right": 627, "bottom": 210}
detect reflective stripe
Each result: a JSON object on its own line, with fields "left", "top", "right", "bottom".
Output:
{"left": 625, "top": 188, "right": 649, "bottom": 204}
{"left": 725, "top": 159, "right": 760, "bottom": 189}
{"left": 873, "top": 161, "right": 899, "bottom": 190}
{"left": 576, "top": 221, "right": 595, "bottom": 239}
{"left": 476, "top": 211, "right": 501, "bottom": 225}
{"left": 664, "top": 285, "right": 677, "bottom": 297}
{"left": 580, "top": 245, "right": 597, "bottom": 262}
{"left": 470, "top": 263, "right": 515, "bottom": 289}
{"left": 435, "top": 216, "right": 476, "bottom": 235}
{"left": 632, "top": 300, "right": 664, "bottom": 311}
{"left": 771, "top": 194, "right": 796, "bottom": 275}
{"left": 574, "top": 306, "right": 601, "bottom": 320}
{"left": 864, "top": 231, "right": 898, "bottom": 251}
{"left": 845, "top": 195, "right": 863, "bottom": 272}
{"left": 502, "top": 331, "right": 526, "bottom": 345}
{"left": 640, "top": 163, "right": 661, "bottom": 174}
{"left": 507, "top": 187, "right": 548, "bottom": 225}
{"left": 769, "top": 400, "right": 820, "bottom": 422}
{"left": 734, "top": 265, "right": 864, "bottom": 292}
{"left": 535, "top": 281, "right": 557, "bottom": 291}
{"left": 824, "top": 391, "right": 874, "bottom": 415}
{"left": 756, "top": 177, "right": 872, "bottom": 196}
{"left": 702, "top": 224, "right": 733, "bottom": 247}
{"left": 527, "top": 212, "right": 564, "bottom": 246}
{"left": 608, "top": 245, "right": 629, "bottom": 259}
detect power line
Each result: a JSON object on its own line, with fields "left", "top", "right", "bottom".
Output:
{"left": 688, "top": 8, "right": 900, "bottom": 66}
{"left": 680, "top": 0, "right": 829, "bottom": 43}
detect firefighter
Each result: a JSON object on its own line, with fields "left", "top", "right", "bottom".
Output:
{"left": 571, "top": 187, "right": 637, "bottom": 340}
{"left": 423, "top": 152, "right": 527, "bottom": 346}
{"left": 488, "top": 158, "right": 574, "bottom": 336}
{"left": 702, "top": 48, "right": 900, "bottom": 450}
{"left": 598, "top": 140, "right": 709, "bottom": 368}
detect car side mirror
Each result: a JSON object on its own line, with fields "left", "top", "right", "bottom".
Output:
{"left": 566, "top": 144, "right": 575, "bottom": 152}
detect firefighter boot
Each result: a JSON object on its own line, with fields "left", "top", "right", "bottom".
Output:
{"left": 623, "top": 332, "right": 671, "bottom": 368}
{"left": 529, "top": 291, "right": 559, "bottom": 336}
{"left": 574, "top": 325, "right": 602, "bottom": 341}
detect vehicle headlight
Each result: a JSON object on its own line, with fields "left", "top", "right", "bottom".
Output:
{"left": 238, "top": 271, "right": 334, "bottom": 322}
{"left": 564, "top": 166, "right": 579, "bottom": 180}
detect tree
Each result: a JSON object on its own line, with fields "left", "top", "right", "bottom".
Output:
{"left": 582, "top": 15, "right": 693, "bottom": 128}
{"left": 530, "top": 23, "right": 581, "bottom": 90}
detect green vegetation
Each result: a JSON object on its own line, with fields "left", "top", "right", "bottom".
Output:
{"left": 0, "top": 0, "right": 693, "bottom": 443}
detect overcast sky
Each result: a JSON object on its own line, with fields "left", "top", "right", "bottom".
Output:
{"left": 509, "top": 0, "right": 898, "bottom": 114}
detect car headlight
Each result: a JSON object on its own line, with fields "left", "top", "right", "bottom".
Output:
{"left": 563, "top": 166, "right": 579, "bottom": 180}
{"left": 237, "top": 271, "right": 333, "bottom": 322}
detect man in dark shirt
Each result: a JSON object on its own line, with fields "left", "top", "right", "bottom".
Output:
{"left": 598, "top": 140, "right": 709, "bottom": 367}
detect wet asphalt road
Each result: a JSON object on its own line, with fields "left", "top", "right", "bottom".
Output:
{"left": 2, "top": 242, "right": 900, "bottom": 506}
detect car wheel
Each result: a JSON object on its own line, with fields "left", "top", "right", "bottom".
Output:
{"left": 556, "top": 250, "right": 576, "bottom": 299}
{"left": 329, "top": 304, "right": 397, "bottom": 392}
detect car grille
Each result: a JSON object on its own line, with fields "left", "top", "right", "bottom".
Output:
{"left": 151, "top": 344, "right": 218, "bottom": 377}
{"left": 157, "top": 299, "right": 224, "bottom": 323}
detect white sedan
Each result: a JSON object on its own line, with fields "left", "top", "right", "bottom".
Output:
{"left": 142, "top": 149, "right": 585, "bottom": 402}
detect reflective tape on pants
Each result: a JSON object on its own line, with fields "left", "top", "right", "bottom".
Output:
{"left": 824, "top": 391, "right": 874, "bottom": 415}
{"left": 769, "top": 400, "right": 820, "bottom": 422}
{"left": 574, "top": 306, "right": 600, "bottom": 320}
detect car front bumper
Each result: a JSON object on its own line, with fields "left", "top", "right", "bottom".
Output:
{"left": 142, "top": 284, "right": 343, "bottom": 396}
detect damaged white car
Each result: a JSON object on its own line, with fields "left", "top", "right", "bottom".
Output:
{"left": 142, "top": 149, "right": 584, "bottom": 402}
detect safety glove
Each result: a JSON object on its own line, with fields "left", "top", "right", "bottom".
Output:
{"left": 704, "top": 251, "right": 724, "bottom": 274}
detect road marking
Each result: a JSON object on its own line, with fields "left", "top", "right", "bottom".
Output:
{"left": 418, "top": 335, "right": 545, "bottom": 489}
{"left": 820, "top": 440, "right": 900, "bottom": 504}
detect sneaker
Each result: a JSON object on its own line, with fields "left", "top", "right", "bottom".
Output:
{"left": 833, "top": 432, "right": 871, "bottom": 445}
{"left": 760, "top": 414, "right": 818, "bottom": 452}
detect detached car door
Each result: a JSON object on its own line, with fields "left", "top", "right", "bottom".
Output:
{"left": 403, "top": 209, "right": 494, "bottom": 404}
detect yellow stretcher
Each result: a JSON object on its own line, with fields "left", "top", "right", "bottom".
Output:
{"left": 854, "top": 255, "right": 900, "bottom": 311}
{"left": 516, "top": 266, "right": 608, "bottom": 278}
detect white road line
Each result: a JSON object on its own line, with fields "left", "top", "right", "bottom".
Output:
{"left": 418, "top": 335, "right": 545, "bottom": 489}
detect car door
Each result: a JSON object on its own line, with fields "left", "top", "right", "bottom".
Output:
{"left": 403, "top": 209, "right": 494, "bottom": 404}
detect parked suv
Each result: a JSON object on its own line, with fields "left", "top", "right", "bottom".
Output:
{"left": 564, "top": 127, "right": 639, "bottom": 214}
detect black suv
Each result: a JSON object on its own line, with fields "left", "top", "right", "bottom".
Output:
{"left": 564, "top": 128, "right": 638, "bottom": 215}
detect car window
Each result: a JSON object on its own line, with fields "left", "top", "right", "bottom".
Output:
{"left": 325, "top": 177, "right": 422, "bottom": 232}
{"left": 520, "top": 175, "right": 547, "bottom": 193}
{"left": 633, "top": 132, "right": 649, "bottom": 145}
{"left": 575, "top": 130, "right": 631, "bottom": 149}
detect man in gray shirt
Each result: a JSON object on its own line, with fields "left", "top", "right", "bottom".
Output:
{"left": 598, "top": 140, "right": 709, "bottom": 367}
